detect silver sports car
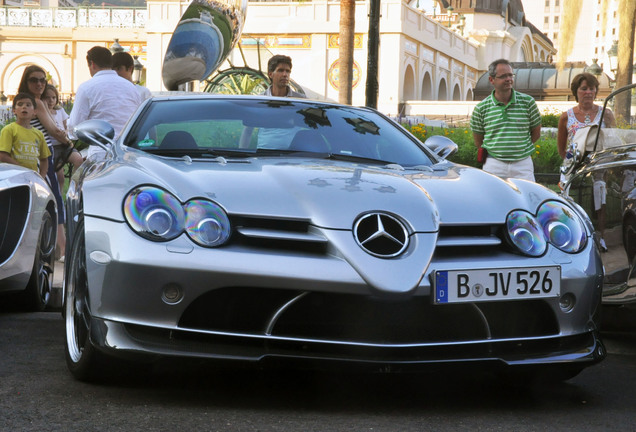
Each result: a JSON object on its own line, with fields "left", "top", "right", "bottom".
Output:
{"left": 0, "top": 164, "right": 56, "bottom": 311}
{"left": 563, "top": 83, "right": 636, "bottom": 310}
{"left": 64, "top": 95, "right": 605, "bottom": 381}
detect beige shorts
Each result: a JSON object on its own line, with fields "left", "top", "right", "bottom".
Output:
{"left": 483, "top": 156, "right": 535, "bottom": 182}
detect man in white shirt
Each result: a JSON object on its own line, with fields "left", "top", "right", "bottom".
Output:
{"left": 68, "top": 46, "right": 143, "bottom": 157}
{"left": 259, "top": 55, "right": 306, "bottom": 149}
{"left": 263, "top": 55, "right": 306, "bottom": 98}
{"left": 112, "top": 51, "right": 152, "bottom": 101}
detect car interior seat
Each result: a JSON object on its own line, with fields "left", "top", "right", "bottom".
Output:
{"left": 288, "top": 129, "right": 330, "bottom": 153}
{"left": 159, "top": 130, "right": 198, "bottom": 150}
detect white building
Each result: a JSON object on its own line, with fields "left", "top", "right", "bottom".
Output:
{"left": 522, "top": 0, "right": 625, "bottom": 77}
{"left": 0, "top": 0, "right": 558, "bottom": 116}
{"left": 224, "top": 0, "right": 556, "bottom": 112}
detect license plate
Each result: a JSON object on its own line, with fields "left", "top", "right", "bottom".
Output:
{"left": 434, "top": 266, "right": 560, "bottom": 304}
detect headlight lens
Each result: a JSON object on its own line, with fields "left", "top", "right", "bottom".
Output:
{"left": 506, "top": 201, "right": 587, "bottom": 256}
{"left": 506, "top": 210, "right": 547, "bottom": 256}
{"left": 123, "top": 187, "right": 231, "bottom": 247}
{"left": 124, "top": 187, "right": 184, "bottom": 240}
{"left": 537, "top": 201, "right": 586, "bottom": 253}
{"left": 185, "top": 200, "right": 231, "bottom": 247}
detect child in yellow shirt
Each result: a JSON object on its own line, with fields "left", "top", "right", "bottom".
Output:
{"left": 0, "top": 93, "right": 50, "bottom": 178}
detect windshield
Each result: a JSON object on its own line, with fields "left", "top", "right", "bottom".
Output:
{"left": 593, "top": 84, "right": 636, "bottom": 151}
{"left": 124, "top": 97, "right": 435, "bottom": 167}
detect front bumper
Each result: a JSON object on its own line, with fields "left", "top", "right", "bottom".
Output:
{"left": 81, "top": 216, "right": 605, "bottom": 369}
{"left": 90, "top": 316, "right": 605, "bottom": 370}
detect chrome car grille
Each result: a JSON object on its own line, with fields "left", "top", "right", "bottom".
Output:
{"left": 0, "top": 186, "right": 29, "bottom": 264}
{"left": 435, "top": 224, "right": 504, "bottom": 248}
{"left": 231, "top": 216, "right": 329, "bottom": 254}
{"left": 230, "top": 216, "right": 505, "bottom": 255}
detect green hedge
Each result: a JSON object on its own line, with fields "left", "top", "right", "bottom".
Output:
{"left": 405, "top": 123, "right": 562, "bottom": 174}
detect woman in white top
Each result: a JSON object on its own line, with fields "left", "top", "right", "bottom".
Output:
{"left": 557, "top": 73, "right": 616, "bottom": 251}
{"left": 557, "top": 73, "right": 616, "bottom": 159}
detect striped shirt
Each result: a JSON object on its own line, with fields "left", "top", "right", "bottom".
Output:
{"left": 470, "top": 89, "right": 541, "bottom": 162}
{"left": 30, "top": 117, "right": 53, "bottom": 148}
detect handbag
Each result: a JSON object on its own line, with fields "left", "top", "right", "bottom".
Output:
{"left": 54, "top": 144, "right": 74, "bottom": 172}
{"left": 477, "top": 147, "right": 487, "bottom": 164}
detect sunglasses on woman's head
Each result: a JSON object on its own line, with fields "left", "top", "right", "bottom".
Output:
{"left": 28, "top": 77, "right": 47, "bottom": 84}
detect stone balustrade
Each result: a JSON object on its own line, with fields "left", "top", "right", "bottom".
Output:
{"left": 0, "top": 6, "right": 146, "bottom": 28}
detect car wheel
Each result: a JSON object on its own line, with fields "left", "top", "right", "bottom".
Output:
{"left": 64, "top": 220, "right": 101, "bottom": 381}
{"left": 623, "top": 216, "right": 636, "bottom": 264}
{"left": 23, "top": 210, "right": 55, "bottom": 311}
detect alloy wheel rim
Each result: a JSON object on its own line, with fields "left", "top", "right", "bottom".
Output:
{"left": 65, "top": 231, "right": 88, "bottom": 363}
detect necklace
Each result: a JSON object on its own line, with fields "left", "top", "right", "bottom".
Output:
{"left": 578, "top": 106, "right": 597, "bottom": 124}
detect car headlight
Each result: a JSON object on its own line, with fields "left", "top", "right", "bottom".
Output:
{"left": 506, "top": 210, "right": 547, "bottom": 256}
{"left": 537, "top": 201, "right": 587, "bottom": 253}
{"left": 506, "top": 201, "right": 587, "bottom": 256}
{"left": 123, "top": 187, "right": 231, "bottom": 247}
{"left": 185, "top": 200, "right": 231, "bottom": 247}
{"left": 124, "top": 187, "right": 184, "bottom": 241}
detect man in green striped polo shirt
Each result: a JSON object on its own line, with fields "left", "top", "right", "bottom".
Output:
{"left": 470, "top": 59, "right": 541, "bottom": 181}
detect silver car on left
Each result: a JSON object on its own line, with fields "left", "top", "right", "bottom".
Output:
{"left": 0, "top": 164, "right": 56, "bottom": 311}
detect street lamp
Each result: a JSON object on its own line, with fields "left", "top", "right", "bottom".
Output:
{"left": 584, "top": 59, "right": 603, "bottom": 77}
{"left": 447, "top": 6, "right": 454, "bottom": 28}
{"left": 607, "top": 40, "right": 618, "bottom": 76}
{"left": 110, "top": 38, "right": 124, "bottom": 54}
{"left": 458, "top": 14, "right": 466, "bottom": 36}
{"left": 133, "top": 55, "right": 143, "bottom": 84}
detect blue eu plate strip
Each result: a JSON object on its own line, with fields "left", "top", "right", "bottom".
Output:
{"left": 436, "top": 271, "right": 448, "bottom": 303}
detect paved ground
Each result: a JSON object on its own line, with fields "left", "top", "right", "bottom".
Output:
{"left": 49, "top": 260, "right": 64, "bottom": 309}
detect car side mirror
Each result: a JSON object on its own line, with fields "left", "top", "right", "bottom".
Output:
{"left": 74, "top": 119, "right": 115, "bottom": 151}
{"left": 424, "top": 135, "right": 458, "bottom": 160}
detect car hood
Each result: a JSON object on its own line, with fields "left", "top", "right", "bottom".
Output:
{"left": 0, "top": 164, "right": 52, "bottom": 201}
{"left": 78, "top": 153, "right": 561, "bottom": 295}
{"left": 83, "top": 153, "right": 555, "bottom": 232}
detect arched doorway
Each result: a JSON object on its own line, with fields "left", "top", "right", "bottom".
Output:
{"left": 403, "top": 65, "right": 416, "bottom": 101}
{"left": 437, "top": 78, "right": 448, "bottom": 101}
{"left": 452, "top": 83, "right": 461, "bottom": 101}
{"left": 421, "top": 71, "right": 433, "bottom": 100}
{"left": 3, "top": 55, "right": 62, "bottom": 97}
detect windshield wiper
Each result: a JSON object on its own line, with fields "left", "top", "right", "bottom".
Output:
{"left": 146, "top": 148, "right": 253, "bottom": 158}
{"left": 321, "top": 152, "right": 393, "bottom": 165}
{"left": 198, "top": 148, "right": 254, "bottom": 158}
{"left": 254, "top": 148, "right": 393, "bottom": 165}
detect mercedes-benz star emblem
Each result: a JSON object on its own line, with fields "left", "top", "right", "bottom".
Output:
{"left": 353, "top": 213, "right": 409, "bottom": 258}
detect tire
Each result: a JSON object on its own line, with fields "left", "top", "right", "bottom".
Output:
{"left": 623, "top": 216, "right": 636, "bottom": 264}
{"left": 23, "top": 211, "right": 56, "bottom": 312}
{"left": 64, "top": 219, "right": 103, "bottom": 381}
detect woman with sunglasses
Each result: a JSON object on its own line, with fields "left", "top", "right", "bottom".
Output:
{"left": 18, "top": 65, "right": 73, "bottom": 260}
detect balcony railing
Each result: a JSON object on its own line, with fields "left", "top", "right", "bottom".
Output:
{"left": 0, "top": 7, "right": 147, "bottom": 28}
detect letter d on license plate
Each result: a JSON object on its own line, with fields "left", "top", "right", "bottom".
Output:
{"left": 434, "top": 266, "right": 560, "bottom": 304}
